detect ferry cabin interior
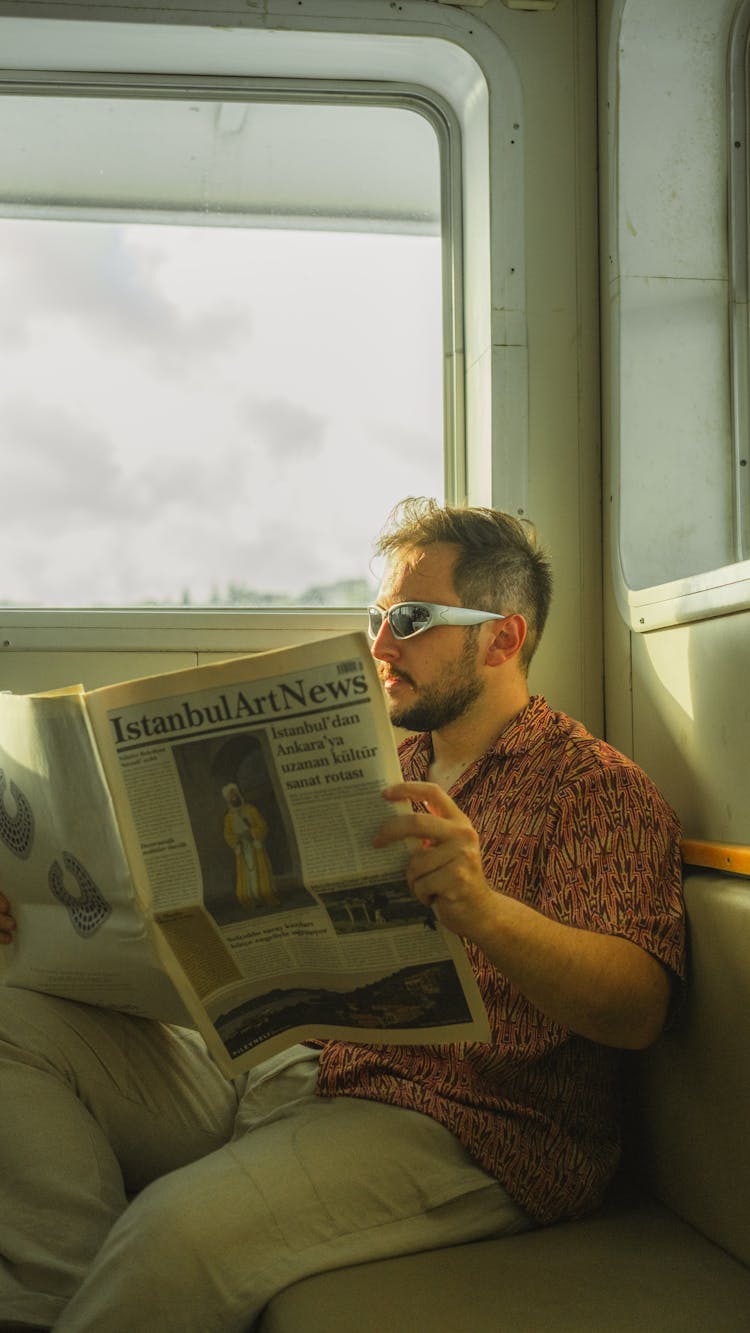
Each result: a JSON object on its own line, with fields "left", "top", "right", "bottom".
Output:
{"left": 0, "top": 0, "right": 749, "bottom": 1328}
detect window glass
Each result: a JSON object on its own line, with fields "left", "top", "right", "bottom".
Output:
{"left": 612, "top": 8, "right": 737, "bottom": 596}
{"left": 0, "top": 91, "right": 445, "bottom": 608}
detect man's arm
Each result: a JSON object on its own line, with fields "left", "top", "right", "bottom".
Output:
{"left": 374, "top": 781, "right": 672, "bottom": 1051}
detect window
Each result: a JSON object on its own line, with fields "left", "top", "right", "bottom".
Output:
{"left": 0, "top": 85, "right": 448, "bottom": 608}
{"left": 606, "top": 0, "right": 750, "bottom": 629}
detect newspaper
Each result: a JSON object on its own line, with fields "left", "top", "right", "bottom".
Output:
{"left": 0, "top": 633, "right": 490, "bottom": 1074}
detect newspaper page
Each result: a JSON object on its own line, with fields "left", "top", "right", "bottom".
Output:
{"left": 84, "top": 633, "right": 490, "bottom": 1074}
{"left": 0, "top": 686, "right": 192, "bottom": 1024}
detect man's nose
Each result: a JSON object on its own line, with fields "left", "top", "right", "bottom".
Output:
{"left": 370, "top": 617, "right": 400, "bottom": 662}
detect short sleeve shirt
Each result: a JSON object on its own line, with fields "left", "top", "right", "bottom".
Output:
{"left": 315, "top": 696, "right": 685, "bottom": 1225}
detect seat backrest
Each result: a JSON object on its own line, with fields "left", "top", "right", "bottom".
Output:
{"left": 629, "top": 869, "right": 750, "bottom": 1267}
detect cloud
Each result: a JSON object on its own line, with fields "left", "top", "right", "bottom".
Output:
{"left": 236, "top": 395, "right": 328, "bottom": 460}
{"left": 0, "top": 220, "right": 250, "bottom": 368}
{"left": 0, "top": 222, "right": 443, "bottom": 606}
{"left": 0, "top": 399, "right": 138, "bottom": 526}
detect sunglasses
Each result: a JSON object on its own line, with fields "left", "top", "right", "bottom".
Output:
{"left": 367, "top": 601, "right": 506, "bottom": 641}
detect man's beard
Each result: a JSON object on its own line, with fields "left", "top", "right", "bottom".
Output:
{"left": 383, "top": 636, "right": 484, "bottom": 732}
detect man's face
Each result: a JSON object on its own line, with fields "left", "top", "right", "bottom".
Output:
{"left": 369, "top": 543, "right": 486, "bottom": 732}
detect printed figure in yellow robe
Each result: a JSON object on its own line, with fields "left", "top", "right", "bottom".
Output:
{"left": 222, "top": 783, "right": 279, "bottom": 909}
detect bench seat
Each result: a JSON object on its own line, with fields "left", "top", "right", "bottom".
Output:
{"left": 261, "top": 1186, "right": 750, "bottom": 1332}
{"left": 259, "top": 868, "right": 750, "bottom": 1332}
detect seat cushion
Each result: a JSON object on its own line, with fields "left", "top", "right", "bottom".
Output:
{"left": 259, "top": 1187, "right": 750, "bottom": 1333}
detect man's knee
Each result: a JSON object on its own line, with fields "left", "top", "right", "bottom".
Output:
{"left": 91, "top": 1155, "right": 249, "bottom": 1298}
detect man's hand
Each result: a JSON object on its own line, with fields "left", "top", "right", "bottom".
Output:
{"left": 0, "top": 890, "right": 16, "bottom": 944}
{"left": 372, "top": 781, "right": 671, "bottom": 1050}
{"left": 373, "top": 781, "right": 498, "bottom": 942}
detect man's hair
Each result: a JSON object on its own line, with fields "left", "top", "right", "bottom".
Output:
{"left": 375, "top": 497, "right": 553, "bottom": 671}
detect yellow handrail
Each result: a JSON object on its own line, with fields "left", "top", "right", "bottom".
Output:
{"left": 681, "top": 839, "right": 750, "bottom": 876}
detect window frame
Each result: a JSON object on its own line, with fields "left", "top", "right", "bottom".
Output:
{"left": 0, "top": 72, "right": 459, "bottom": 629}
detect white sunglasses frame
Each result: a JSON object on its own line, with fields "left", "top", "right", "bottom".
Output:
{"left": 367, "top": 601, "right": 507, "bottom": 641}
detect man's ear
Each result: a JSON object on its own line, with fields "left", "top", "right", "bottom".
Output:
{"left": 484, "top": 614, "right": 527, "bottom": 666}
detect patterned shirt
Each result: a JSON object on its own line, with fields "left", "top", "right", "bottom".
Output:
{"left": 315, "top": 695, "right": 685, "bottom": 1225}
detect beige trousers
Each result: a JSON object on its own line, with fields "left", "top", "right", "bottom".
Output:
{"left": 0, "top": 989, "right": 530, "bottom": 1332}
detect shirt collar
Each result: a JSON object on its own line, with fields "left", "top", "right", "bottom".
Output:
{"left": 400, "top": 694, "right": 553, "bottom": 778}
{"left": 488, "top": 694, "right": 552, "bottom": 759}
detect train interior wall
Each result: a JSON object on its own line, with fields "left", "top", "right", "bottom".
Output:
{"left": 0, "top": 0, "right": 747, "bottom": 849}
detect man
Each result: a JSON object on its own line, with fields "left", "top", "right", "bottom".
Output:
{"left": 221, "top": 782, "right": 278, "bottom": 909}
{"left": 0, "top": 499, "right": 684, "bottom": 1332}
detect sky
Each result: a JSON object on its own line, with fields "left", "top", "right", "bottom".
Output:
{"left": 0, "top": 219, "right": 444, "bottom": 607}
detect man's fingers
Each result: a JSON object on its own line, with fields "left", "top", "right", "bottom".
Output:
{"left": 382, "top": 780, "right": 462, "bottom": 821}
{"left": 372, "top": 811, "right": 460, "bottom": 848}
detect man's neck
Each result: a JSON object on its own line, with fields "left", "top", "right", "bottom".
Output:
{"left": 427, "top": 687, "right": 530, "bottom": 791}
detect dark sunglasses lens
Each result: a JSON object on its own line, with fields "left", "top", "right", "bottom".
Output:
{"left": 390, "top": 604, "right": 431, "bottom": 638}
{"left": 369, "top": 604, "right": 433, "bottom": 639}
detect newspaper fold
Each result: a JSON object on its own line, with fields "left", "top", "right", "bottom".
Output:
{"left": 0, "top": 633, "right": 490, "bottom": 1074}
